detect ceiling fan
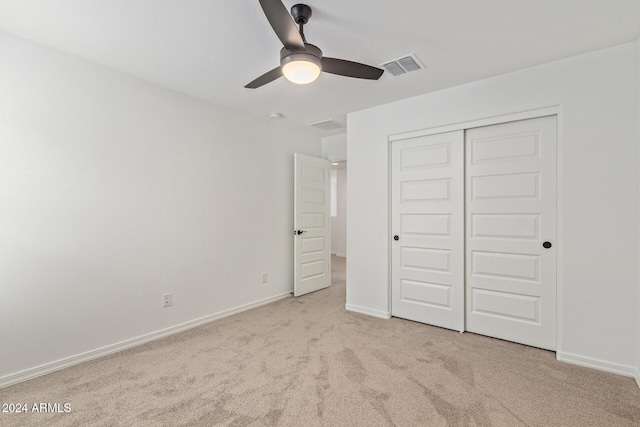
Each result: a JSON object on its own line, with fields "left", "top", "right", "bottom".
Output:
{"left": 245, "top": 0, "right": 384, "bottom": 89}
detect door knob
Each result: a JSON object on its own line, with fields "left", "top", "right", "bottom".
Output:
{"left": 543, "top": 241, "right": 552, "bottom": 249}
{"left": 394, "top": 235, "right": 399, "bottom": 241}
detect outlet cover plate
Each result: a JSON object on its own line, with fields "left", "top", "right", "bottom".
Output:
{"left": 162, "top": 293, "right": 172, "bottom": 307}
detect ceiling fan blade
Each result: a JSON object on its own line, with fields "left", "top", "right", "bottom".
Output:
{"left": 321, "top": 57, "right": 384, "bottom": 80}
{"left": 245, "top": 66, "right": 283, "bottom": 89}
{"left": 259, "top": 0, "right": 305, "bottom": 50}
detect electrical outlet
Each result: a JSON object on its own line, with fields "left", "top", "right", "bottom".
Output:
{"left": 162, "top": 293, "right": 172, "bottom": 307}
{"left": 262, "top": 272, "right": 268, "bottom": 284}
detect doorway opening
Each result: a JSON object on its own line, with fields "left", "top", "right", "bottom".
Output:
{"left": 331, "top": 160, "right": 347, "bottom": 259}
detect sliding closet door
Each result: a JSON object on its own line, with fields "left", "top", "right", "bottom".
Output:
{"left": 465, "top": 116, "right": 557, "bottom": 350}
{"left": 391, "top": 131, "right": 464, "bottom": 332}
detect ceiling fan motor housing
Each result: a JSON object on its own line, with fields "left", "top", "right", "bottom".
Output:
{"left": 280, "top": 43, "right": 322, "bottom": 70}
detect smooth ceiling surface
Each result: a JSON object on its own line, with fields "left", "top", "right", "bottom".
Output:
{"left": 0, "top": 1, "right": 638, "bottom": 135}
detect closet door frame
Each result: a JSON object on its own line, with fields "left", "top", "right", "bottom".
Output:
{"left": 388, "top": 106, "right": 562, "bottom": 349}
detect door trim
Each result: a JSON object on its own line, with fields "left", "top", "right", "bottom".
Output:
{"left": 389, "top": 106, "right": 560, "bottom": 142}
{"left": 387, "top": 106, "right": 563, "bottom": 354}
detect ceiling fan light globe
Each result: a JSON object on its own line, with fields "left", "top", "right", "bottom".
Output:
{"left": 282, "top": 60, "right": 321, "bottom": 85}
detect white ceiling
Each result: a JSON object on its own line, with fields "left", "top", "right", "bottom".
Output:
{"left": 0, "top": 1, "right": 638, "bottom": 136}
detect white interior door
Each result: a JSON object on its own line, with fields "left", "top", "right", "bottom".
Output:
{"left": 294, "top": 153, "right": 331, "bottom": 297}
{"left": 391, "top": 131, "right": 465, "bottom": 332}
{"left": 465, "top": 116, "right": 557, "bottom": 350}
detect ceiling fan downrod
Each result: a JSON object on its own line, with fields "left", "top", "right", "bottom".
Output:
{"left": 291, "top": 3, "right": 312, "bottom": 43}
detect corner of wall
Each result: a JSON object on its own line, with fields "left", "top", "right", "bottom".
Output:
{"left": 345, "top": 304, "right": 391, "bottom": 320}
{"left": 636, "top": 37, "right": 640, "bottom": 390}
{"left": 321, "top": 133, "right": 347, "bottom": 161}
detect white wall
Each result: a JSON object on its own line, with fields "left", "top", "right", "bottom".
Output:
{"left": 321, "top": 133, "right": 347, "bottom": 161}
{"left": 347, "top": 41, "right": 639, "bottom": 375}
{"left": 0, "top": 32, "right": 321, "bottom": 384}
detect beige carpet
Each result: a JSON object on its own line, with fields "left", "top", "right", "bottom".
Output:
{"left": 2, "top": 256, "right": 640, "bottom": 426}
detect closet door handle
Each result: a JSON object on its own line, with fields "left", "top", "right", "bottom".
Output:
{"left": 393, "top": 235, "right": 399, "bottom": 241}
{"left": 543, "top": 241, "right": 552, "bottom": 249}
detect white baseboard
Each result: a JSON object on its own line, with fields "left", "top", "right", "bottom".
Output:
{"left": 557, "top": 351, "right": 636, "bottom": 378}
{"left": 336, "top": 253, "right": 346, "bottom": 258}
{"left": 635, "top": 369, "right": 640, "bottom": 390}
{"left": 345, "top": 304, "right": 391, "bottom": 320}
{"left": 0, "top": 292, "right": 291, "bottom": 389}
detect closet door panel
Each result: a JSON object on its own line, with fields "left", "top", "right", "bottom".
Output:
{"left": 465, "top": 116, "right": 557, "bottom": 350}
{"left": 391, "top": 131, "right": 465, "bottom": 332}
